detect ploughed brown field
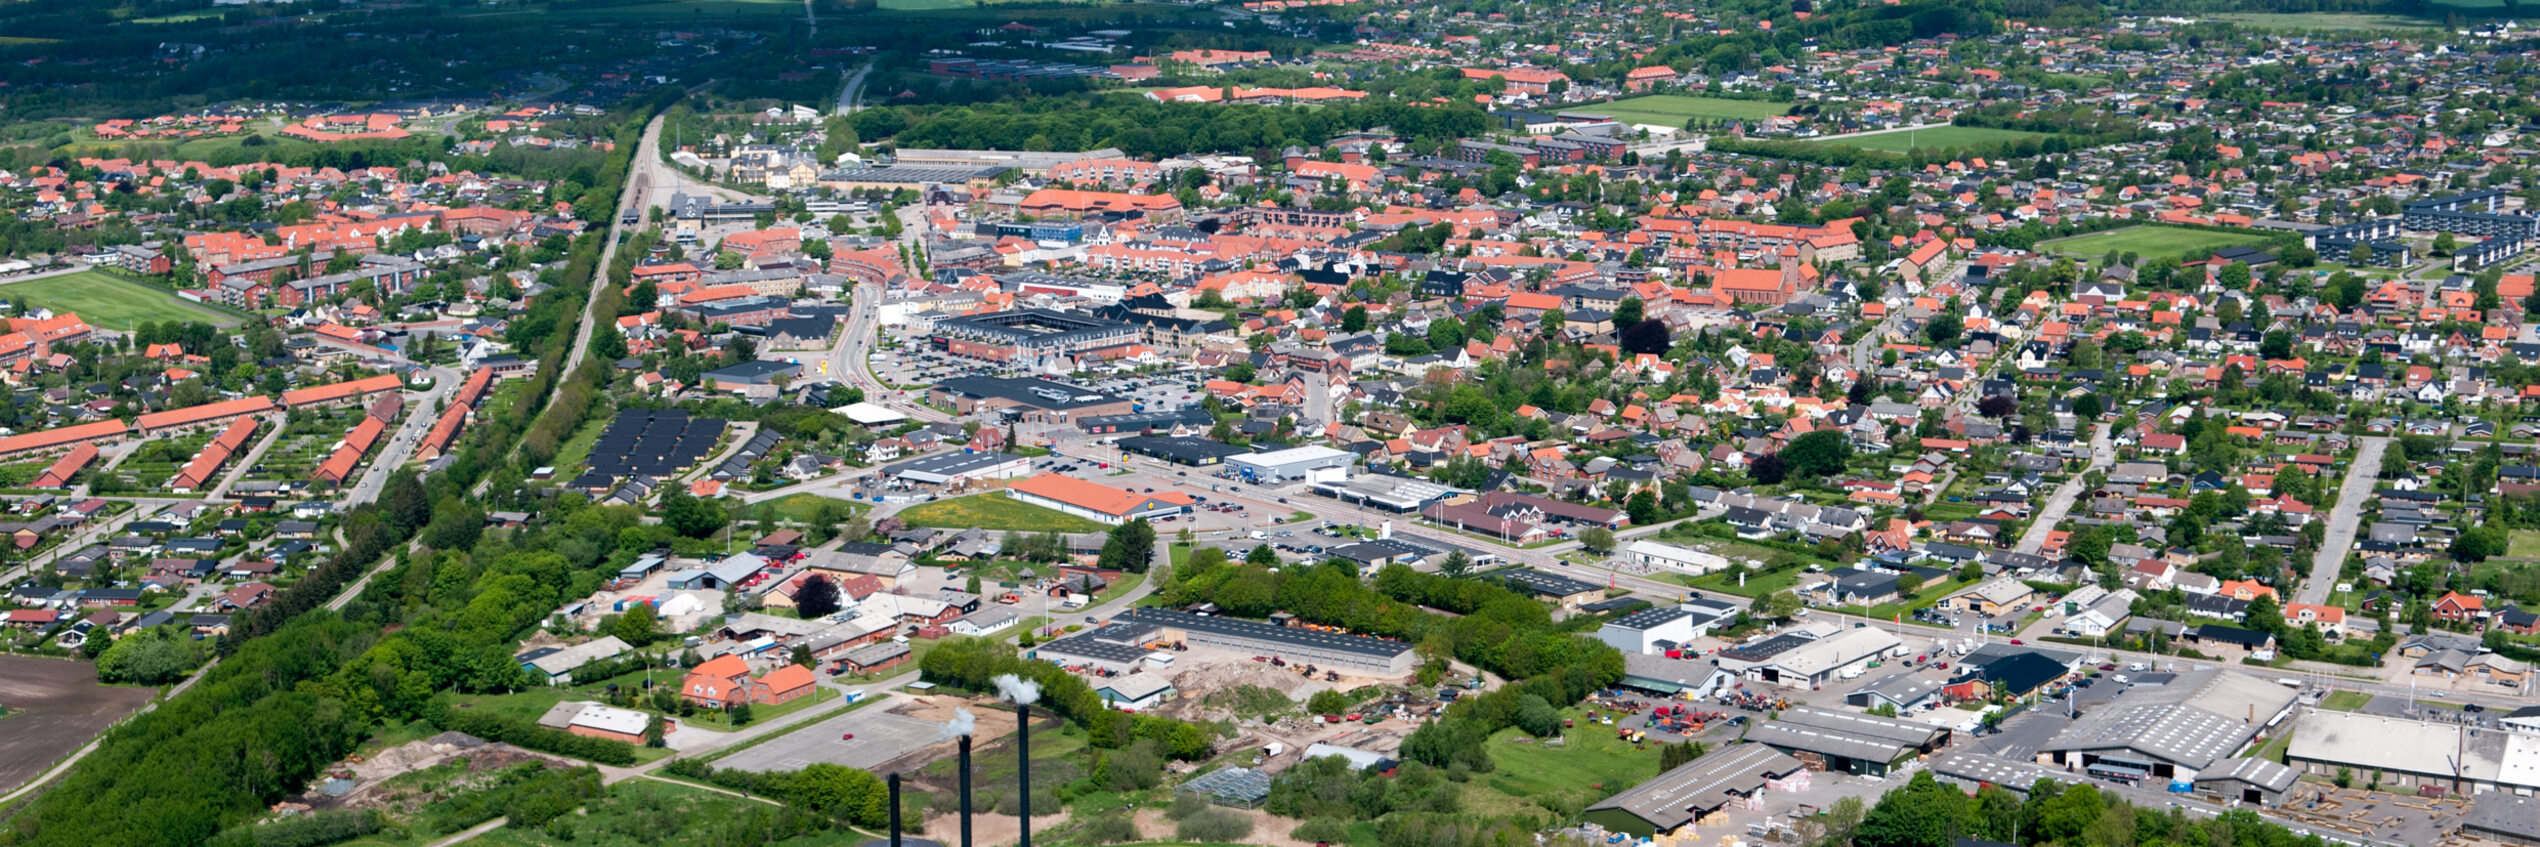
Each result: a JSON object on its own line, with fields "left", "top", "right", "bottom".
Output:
{"left": 0, "top": 655, "right": 155, "bottom": 794}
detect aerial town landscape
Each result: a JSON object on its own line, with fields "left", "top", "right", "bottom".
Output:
{"left": 12, "top": 0, "right": 2540, "bottom": 846}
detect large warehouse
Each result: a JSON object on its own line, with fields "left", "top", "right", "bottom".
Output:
{"left": 1005, "top": 472, "right": 1194, "bottom": 524}
{"left": 2285, "top": 709, "right": 2540, "bottom": 795}
{"left": 883, "top": 451, "right": 1033, "bottom": 485}
{"left": 1114, "top": 606, "right": 1417, "bottom": 676}
{"left": 1581, "top": 744, "right": 1809, "bottom": 838}
{"left": 1116, "top": 435, "right": 1251, "bottom": 466}
{"left": 2038, "top": 668, "right": 2298, "bottom": 783}
{"left": 1714, "top": 625, "right": 1903, "bottom": 689}
{"left": 1747, "top": 706, "right": 1948, "bottom": 776}
{"left": 1225, "top": 445, "right": 1356, "bottom": 483}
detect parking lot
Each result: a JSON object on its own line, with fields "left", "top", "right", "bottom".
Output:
{"left": 867, "top": 342, "right": 1025, "bottom": 387}
{"left": 1077, "top": 372, "right": 1206, "bottom": 411}
{"left": 711, "top": 697, "right": 949, "bottom": 771}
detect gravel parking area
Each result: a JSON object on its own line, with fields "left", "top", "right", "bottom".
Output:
{"left": 714, "top": 703, "right": 946, "bottom": 773}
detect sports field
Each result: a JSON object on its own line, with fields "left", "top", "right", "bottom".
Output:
{"left": 0, "top": 271, "right": 242, "bottom": 330}
{"left": 2037, "top": 225, "right": 2279, "bottom": 260}
{"left": 1587, "top": 95, "right": 1791, "bottom": 125}
{"left": 1808, "top": 125, "right": 2050, "bottom": 153}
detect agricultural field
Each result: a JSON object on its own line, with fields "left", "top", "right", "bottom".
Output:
{"left": 1807, "top": 125, "right": 2050, "bottom": 153}
{"left": 893, "top": 492, "right": 1110, "bottom": 533}
{"left": 0, "top": 271, "right": 242, "bottom": 330}
{"left": 2037, "top": 225, "right": 2281, "bottom": 260}
{"left": 0, "top": 656, "right": 156, "bottom": 795}
{"left": 1585, "top": 95, "right": 1791, "bottom": 125}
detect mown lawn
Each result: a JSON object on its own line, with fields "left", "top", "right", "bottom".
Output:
{"left": 0, "top": 271, "right": 242, "bottom": 330}
{"left": 1589, "top": 94, "right": 1791, "bottom": 125}
{"left": 2037, "top": 225, "right": 2281, "bottom": 260}
{"left": 895, "top": 492, "right": 1109, "bottom": 532}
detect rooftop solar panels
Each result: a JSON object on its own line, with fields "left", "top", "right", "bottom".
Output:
{"left": 585, "top": 409, "right": 727, "bottom": 482}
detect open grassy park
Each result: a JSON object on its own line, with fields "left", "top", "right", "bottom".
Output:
{"left": 0, "top": 271, "right": 243, "bottom": 330}
{"left": 894, "top": 491, "right": 1110, "bottom": 533}
{"left": 2037, "top": 225, "right": 2281, "bottom": 260}
{"left": 1808, "top": 125, "right": 2050, "bottom": 153}
{"left": 1586, "top": 95, "right": 1791, "bottom": 125}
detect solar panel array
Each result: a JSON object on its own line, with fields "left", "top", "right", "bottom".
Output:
{"left": 586, "top": 409, "right": 727, "bottom": 482}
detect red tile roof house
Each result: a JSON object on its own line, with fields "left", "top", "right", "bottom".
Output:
{"left": 752, "top": 664, "right": 817, "bottom": 705}
{"left": 681, "top": 654, "right": 754, "bottom": 708}
{"left": 2433, "top": 591, "right": 2485, "bottom": 622}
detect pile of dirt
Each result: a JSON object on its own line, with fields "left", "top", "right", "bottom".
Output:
{"left": 914, "top": 809, "right": 1071, "bottom": 847}
{"left": 311, "top": 734, "right": 562, "bottom": 812}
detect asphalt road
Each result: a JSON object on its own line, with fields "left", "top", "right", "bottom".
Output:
{"left": 2300, "top": 436, "right": 2388, "bottom": 606}
{"left": 2017, "top": 424, "right": 2115, "bottom": 554}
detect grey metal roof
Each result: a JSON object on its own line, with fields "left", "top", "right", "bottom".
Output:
{"left": 2196, "top": 755, "right": 2298, "bottom": 793}
{"left": 1118, "top": 607, "right": 1412, "bottom": 660}
{"left": 1586, "top": 744, "right": 1804, "bottom": 833}
{"left": 2466, "top": 790, "right": 2540, "bottom": 842}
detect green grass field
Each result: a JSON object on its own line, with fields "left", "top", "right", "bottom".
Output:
{"left": 2037, "top": 226, "right": 2279, "bottom": 260}
{"left": 2318, "top": 691, "right": 2372, "bottom": 712}
{"left": 1808, "top": 125, "right": 2050, "bottom": 153}
{"left": 1469, "top": 707, "right": 1666, "bottom": 821}
{"left": 1585, "top": 95, "right": 1791, "bottom": 125}
{"left": 759, "top": 493, "right": 875, "bottom": 524}
{"left": 894, "top": 492, "right": 1110, "bottom": 532}
{"left": 2508, "top": 530, "right": 2540, "bottom": 560}
{"left": 0, "top": 271, "right": 242, "bottom": 330}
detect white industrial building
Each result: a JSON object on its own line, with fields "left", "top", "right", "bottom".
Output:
{"left": 1625, "top": 540, "right": 1729, "bottom": 574}
{"left": 1716, "top": 626, "right": 1904, "bottom": 689}
{"left": 1597, "top": 597, "right": 1739, "bottom": 655}
{"left": 883, "top": 451, "right": 1034, "bottom": 485}
{"left": 1226, "top": 445, "right": 1355, "bottom": 483}
{"left": 1599, "top": 607, "right": 1703, "bottom": 655}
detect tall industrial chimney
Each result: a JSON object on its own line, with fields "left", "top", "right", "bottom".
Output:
{"left": 959, "top": 734, "right": 974, "bottom": 847}
{"left": 1017, "top": 705, "right": 1033, "bottom": 847}
{"left": 888, "top": 772, "right": 903, "bottom": 847}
